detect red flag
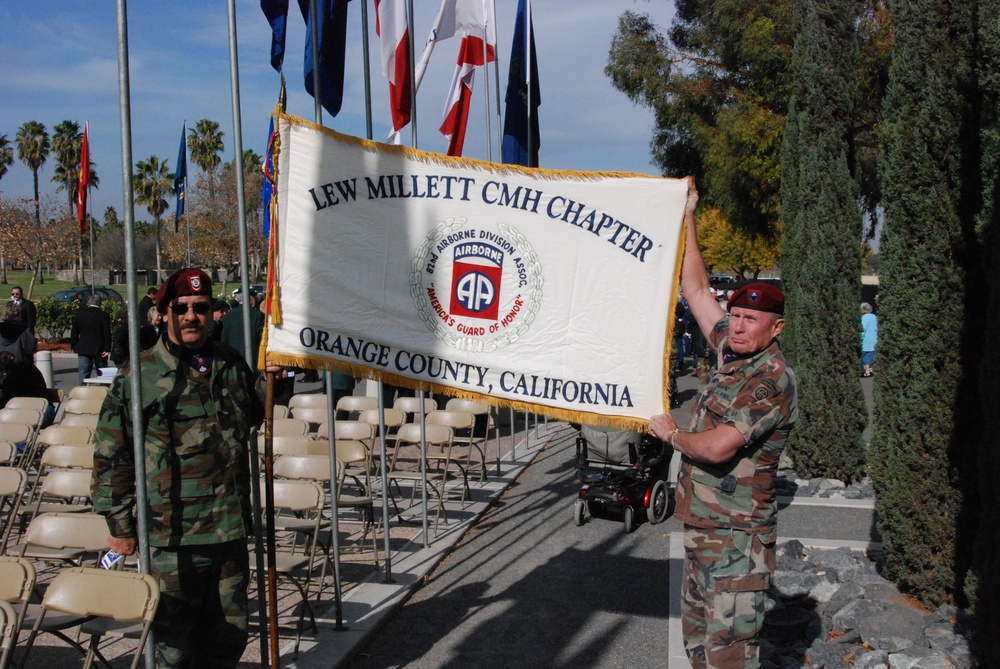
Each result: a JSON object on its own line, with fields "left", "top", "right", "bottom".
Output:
{"left": 376, "top": 0, "right": 411, "bottom": 132}
{"left": 77, "top": 123, "right": 89, "bottom": 234}
{"left": 439, "top": 1, "right": 494, "bottom": 156}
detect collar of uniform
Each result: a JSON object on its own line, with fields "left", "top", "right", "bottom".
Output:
{"left": 150, "top": 335, "right": 217, "bottom": 378}
{"left": 718, "top": 339, "right": 782, "bottom": 377}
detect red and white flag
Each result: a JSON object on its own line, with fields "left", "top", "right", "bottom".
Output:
{"left": 438, "top": 0, "right": 495, "bottom": 156}
{"left": 375, "top": 0, "right": 411, "bottom": 132}
{"left": 77, "top": 123, "right": 89, "bottom": 235}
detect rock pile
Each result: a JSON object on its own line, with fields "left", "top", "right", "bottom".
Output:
{"left": 762, "top": 541, "right": 975, "bottom": 669}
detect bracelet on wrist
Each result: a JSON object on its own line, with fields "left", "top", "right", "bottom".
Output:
{"left": 669, "top": 428, "right": 680, "bottom": 447}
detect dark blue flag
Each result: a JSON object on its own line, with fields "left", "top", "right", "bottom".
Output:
{"left": 297, "top": 0, "right": 350, "bottom": 118}
{"left": 261, "top": 0, "right": 290, "bottom": 71}
{"left": 262, "top": 117, "right": 276, "bottom": 238}
{"left": 174, "top": 123, "right": 187, "bottom": 232}
{"left": 501, "top": 0, "right": 540, "bottom": 167}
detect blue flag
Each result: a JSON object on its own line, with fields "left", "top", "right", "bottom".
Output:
{"left": 298, "top": 0, "right": 350, "bottom": 118}
{"left": 261, "top": 0, "right": 290, "bottom": 70}
{"left": 262, "top": 117, "right": 276, "bottom": 238}
{"left": 174, "top": 123, "right": 187, "bottom": 232}
{"left": 501, "top": 0, "right": 540, "bottom": 167}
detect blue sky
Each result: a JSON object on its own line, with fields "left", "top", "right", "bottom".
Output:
{"left": 0, "top": 1, "right": 676, "bottom": 219}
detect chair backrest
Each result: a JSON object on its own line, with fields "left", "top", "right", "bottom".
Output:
{"left": 68, "top": 385, "right": 109, "bottom": 401}
{"left": 289, "top": 406, "right": 329, "bottom": 426}
{"left": 444, "top": 398, "right": 492, "bottom": 438}
{"left": 426, "top": 410, "right": 476, "bottom": 433}
{"left": 0, "top": 425, "right": 31, "bottom": 446}
{"left": 0, "top": 469, "right": 28, "bottom": 553}
{"left": 0, "top": 408, "right": 41, "bottom": 427}
{"left": 4, "top": 397, "right": 49, "bottom": 413}
{"left": 0, "top": 442, "right": 14, "bottom": 466}
{"left": 58, "top": 413, "right": 100, "bottom": 429}
{"left": 42, "top": 566, "right": 160, "bottom": 621}
{"left": 269, "top": 479, "right": 325, "bottom": 514}
{"left": 36, "top": 468, "right": 93, "bottom": 502}
{"left": 333, "top": 439, "right": 369, "bottom": 467}
{"left": 273, "top": 454, "right": 332, "bottom": 482}
{"left": 262, "top": 434, "right": 318, "bottom": 458}
{"left": 318, "top": 420, "right": 374, "bottom": 442}
{"left": 358, "top": 408, "right": 405, "bottom": 429}
{"left": 61, "top": 397, "right": 105, "bottom": 415}
{"left": 288, "top": 393, "right": 330, "bottom": 410}
{"left": 395, "top": 423, "right": 452, "bottom": 447}
{"left": 38, "top": 444, "right": 94, "bottom": 470}
{"left": 0, "top": 598, "right": 18, "bottom": 664}
{"left": 20, "top": 512, "right": 110, "bottom": 554}
{"left": 0, "top": 556, "right": 35, "bottom": 633}
{"left": 271, "top": 418, "right": 310, "bottom": 437}
{"left": 38, "top": 424, "right": 95, "bottom": 447}
{"left": 335, "top": 395, "right": 378, "bottom": 416}
{"left": 393, "top": 396, "right": 437, "bottom": 417}
{"left": 272, "top": 404, "right": 290, "bottom": 419}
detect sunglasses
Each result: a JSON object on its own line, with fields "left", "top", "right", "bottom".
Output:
{"left": 169, "top": 302, "right": 212, "bottom": 315}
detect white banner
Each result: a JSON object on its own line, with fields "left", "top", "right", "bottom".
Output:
{"left": 265, "top": 113, "right": 687, "bottom": 429}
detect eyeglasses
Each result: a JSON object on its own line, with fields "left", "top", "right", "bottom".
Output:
{"left": 10, "top": 293, "right": 20, "bottom": 298}
{"left": 169, "top": 302, "right": 212, "bottom": 315}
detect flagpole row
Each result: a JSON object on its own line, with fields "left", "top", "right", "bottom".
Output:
{"left": 481, "top": 25, "right": 492, "bottom": 162}
{"left": 407, "top": 0, "right": 419, "bottom": 148}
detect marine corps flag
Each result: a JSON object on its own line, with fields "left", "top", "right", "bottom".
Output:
{"left": 77, "top": 123, "right": 89, "bottom": 234}
{"left": 264, "top": 112, "right": 690, "bottom": 429}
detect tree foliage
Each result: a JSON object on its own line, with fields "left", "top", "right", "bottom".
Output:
{"left": 871, "top": 0, "right": 979, "bottom": 608}
{"left": 780, "top": 0, "right": 868, "bottom": 483}
{"left": 133, "top": 155, "right": 173, "bottom": 281}
{"left": 15, "top": 121, "right": 50, "bottom": 283}
{"left": 695, "top": 207, "right": 779, "bottom": 278}
{"left": 0, "top": 135, "right": 13, "bottom": 182}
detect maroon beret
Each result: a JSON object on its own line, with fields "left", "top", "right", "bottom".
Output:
{"left": 155, "top": 268, "right": 213, "bottom": 313}
{"left": 727, "top": 282, "right": 785, "bottom": 315}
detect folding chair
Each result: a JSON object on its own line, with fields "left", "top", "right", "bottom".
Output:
{"left": 251, "top": 479, "right": 325, "bottom": 658}
{"left": 0, "top": 556, "right": 33, "bottom": 669}
{"left": 26, "top": 468, "right": 93, "bottom": 519}
{"left": 334, "top": 395, "right": 377, "bottom": 421}
{"left": 27, "top": 424, "right": 95, "bottom": 473}
{"left": 288, "top": 393, "right": 329, "bottom": 411}
{"left": 445, "top": 398, "right": 493, "bottom": 482}
{"left": 17, "top": 512, "right": 110, "bottom": 567}
{"left": 333, "top": 440, "right": 379, "bottom": 565}
{"left": 0, "top": 469, "right": 27, "bottom": 556}
{"left": 60, "top": 397, "right": 105, "bottom": 416}
{"left": 0, "top": 444, "right": 14, "bottom": 467}
{"left": 0, "top": 599, "right": 17, "bottom": 669}
{"left": 67, "top": 386, "right": 108, "bottom": 402}
{"left": 0, "top": 410, "right": 41, "bottom": 430}
{"left": 393, "top": 396, "right": 437, "bottom": 422}
{"left": 288, "top": 406, "right": 329, "bottom": 432}
{"left": 19, "top": 567, "right": 160, "bottom": 669}
{"left": 272, "top": 404, "right": 290, "bottom": 419}
{"left": 426, "top": 410, "right": 476, "bottom": 503}
{"left": 57, "top": 413, "right": 99, "bottom": 429}
{"left": 386, "top": 423, "right": 454, "bottom": 533}
{"left": 3, "top": 398, "right": 48, "bottom": 414}
{"left": 316, "top": 419, "right": 374, "bottom": 444}
{"left": 260, "top": 434, "right": 319, "bottom": 459}
{"left": 271, "top": 418, "right": 310, "bottom": 437}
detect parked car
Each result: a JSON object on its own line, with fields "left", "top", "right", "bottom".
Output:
{"left": 52, "top": 286, "right": 125, "bottom": 305}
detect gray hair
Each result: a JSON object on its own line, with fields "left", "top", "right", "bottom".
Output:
{"left": 861, "top": 302, "right": 873, "bottom": 314}
{"left": 89, "top": 294, "right": 103, "bottom": 307}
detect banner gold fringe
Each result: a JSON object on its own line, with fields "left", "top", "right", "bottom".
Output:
{"left": 264, "top": 351, "right": 650, "bottom": 432}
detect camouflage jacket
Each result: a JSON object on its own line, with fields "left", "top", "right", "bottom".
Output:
{"left": 91, "top": 336, "right": 264, "bottom": 546}
{"left": 674, "top": 316, "right": 798, "bottom": 533}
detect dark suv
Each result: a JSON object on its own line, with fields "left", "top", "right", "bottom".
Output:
{"left": 53, "top": 286, "right": 125, "bottom": 305}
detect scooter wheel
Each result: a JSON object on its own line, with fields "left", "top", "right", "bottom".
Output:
{"left": 574, "top": 499, "right": 587, "bottom": 526}
{"left": 623, "top": 506, "right": 635, "bottom": 534}
{"left": 647, "top": 479, "right": 670, "bottom": 525}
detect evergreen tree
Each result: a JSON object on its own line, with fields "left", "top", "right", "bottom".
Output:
{"left": 780, "top": 0, "right": 867, "bottom": 481}
{"left": 872, "top": 0, "right": 976, "bottom": 606}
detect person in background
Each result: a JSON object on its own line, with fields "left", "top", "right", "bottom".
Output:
{"left": 137, "top": 286, "right": 157, "bottom": 324}
{"left": 139, "top": 307, "right": 165, "bottom": 350}
{"left": 7, "top": 286, "right": 36, "bottom": 334}
{"left": 208, "top": 300, "right": 230, "bottom": 342}
{"left": 649, "top": 179, "right": 798, "bottom": 669}
{"left": 0, "top": 351, "right": 49, "bottom": 410}
{"left": 0, "top": 305, "right": 36, "bottom": 368}
{"left": 70, "top": 294, "right": 111, "bottom": 385}
{"left": 861, "top": 302, "right": 878, "bottom": 377}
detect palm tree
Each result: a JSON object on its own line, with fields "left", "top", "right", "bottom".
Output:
{"left": 0, "top": 135, "right": 14, "bottom": 181}
{"left": 52, "top": 120, "right": 101, "bottom": 283}
{"left": 15, "top": 121, "right": 50, "bottom": 284}
{"left": 133, "top": 155, "right": 172, "bottom": 282}
{"left": 188, "top": 119, "right": 224, "bottom": 202}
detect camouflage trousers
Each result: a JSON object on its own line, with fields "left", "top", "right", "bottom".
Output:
{"left": 681, "top": 526, "right": 775, "bottom": 669}
{"left": 149, "top": 540, "right": 250, "bottom": 669}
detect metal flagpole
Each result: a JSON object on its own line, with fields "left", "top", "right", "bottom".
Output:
{"left": 525, "top": 0, "right": 534, "bottom": 167}
{"left": 481, "top": 24, "right": 493, "bottom": 162}
{"left": 184, "top": 120, "right": 191, "bottom": 267}
{"left": 490, "top": 0, "right": 503, "bottom": 154}
{"left": 223, "top": 3, "right": 270, "bottom": 667}
{"left": 114, "top": 4, "right": 155, "bottom": 668}
{"left": 407, "top": 0, "right": 419, "bottom": 147}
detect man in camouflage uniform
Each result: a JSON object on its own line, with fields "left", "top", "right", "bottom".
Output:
{"left": 92, "top": 268, "right": 272, "bottom": 668}
{"left": 650, "top": 180, "right": 798, "bottom": 669}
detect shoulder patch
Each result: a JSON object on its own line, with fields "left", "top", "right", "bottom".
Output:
{"left": 752, "top": 378, "right": 779, "bottom": 401}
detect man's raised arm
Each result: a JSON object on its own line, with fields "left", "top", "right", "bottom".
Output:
{"left": 680, "top": 178, "right": 726, "bottom": 339}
